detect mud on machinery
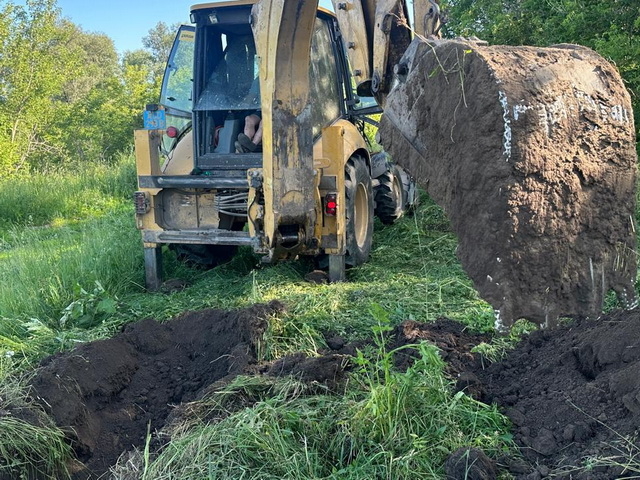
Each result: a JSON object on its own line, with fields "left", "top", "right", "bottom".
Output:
{"left": 133, "top": 0, "right": 440, "bottom": 290}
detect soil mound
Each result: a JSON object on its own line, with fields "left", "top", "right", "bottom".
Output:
{"left": 24, "top": 314, "right": 488, "bottom": 479}
{"left": 29, "top": 301, "right": 282, "bottom": 479}
{"left": 390, "top": 318, "right": 489, "bottom": 375}
{"left": 471, "top": 309, "right": 640, "bottom": 479}
{"left": 380, "top": 38, "right": 637, "bottom": 328}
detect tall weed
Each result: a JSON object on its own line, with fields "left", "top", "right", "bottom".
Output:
{"left": 0, "top": 153, "right": 136, "bottom": 230}
{"left": 0, "top": 357, "right": 71, "bottom": 479}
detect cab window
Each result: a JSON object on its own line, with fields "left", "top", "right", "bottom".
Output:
{"left": 308, "top": 17, "right": 342, "bottom": 138}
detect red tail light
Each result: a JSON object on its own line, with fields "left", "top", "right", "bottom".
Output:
{"left": 324, "top": 193, "right": 337, "bottom": 216}
{"left": 166, "top": 126, "right": 179, "bottom": 138}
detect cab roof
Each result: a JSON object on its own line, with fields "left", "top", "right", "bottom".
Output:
{"left": 190, "top": 1, "right": 333, "bottom": 17}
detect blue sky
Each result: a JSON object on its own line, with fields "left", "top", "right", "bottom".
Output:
{"left": 57, "top": 0, "right": 335, "bottom": 54}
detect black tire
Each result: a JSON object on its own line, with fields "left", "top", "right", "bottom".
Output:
{"left": 345, "top": 155, "right": 374, "bottom": 266}
{"left": 375, "top": 164, "right": 416, "bottom": 224}
{"left": 170, "top": 244, "right": 237, "bottom": 268}
{"left": 375, "top": 165, "right": 403, "bottom": 224}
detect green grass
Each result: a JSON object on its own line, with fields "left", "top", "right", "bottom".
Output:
{"left": 0, "top": 159, "right": 514, "bottom": 478}
{"left": 0, "top": 357, "right": 71, "bottom": 479}
{"left": 0, "top": 210, "right": 142, "bottom": 320}
{"left": 128, "top": 340, "right": 511, "bottom": 480}
{"left": 0, "top": 153, "right": 136, "bottom": 231}
{"left": 0, "top": 154, "right": 496, "bottom": 360}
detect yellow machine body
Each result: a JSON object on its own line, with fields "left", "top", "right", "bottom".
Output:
{"left": 134, "top": 0, "right": 421, "bottom": 289}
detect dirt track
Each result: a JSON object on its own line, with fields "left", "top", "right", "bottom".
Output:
{"left": 26, "top": 305, "right": 640, "bottom": 479}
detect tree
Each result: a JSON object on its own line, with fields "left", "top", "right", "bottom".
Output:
{"left": 0, "top": 0, "right": 161, "bottom": 172}
{"left": 142, "top": 21, "right": 183, "bottom": 79}
{"left": 0, "top": 0, "right": 80, "bottom": 175}
{"left": 60, "top": 21, "right": 119, "bottom": 103}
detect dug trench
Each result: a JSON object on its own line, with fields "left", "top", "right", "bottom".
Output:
{"left": 29, "top": 302, "right": 281, "bottom": 479}
{"left": 27, "top": 303, "right": 640, "bottom": 479}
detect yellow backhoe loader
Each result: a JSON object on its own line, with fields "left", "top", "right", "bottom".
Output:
{"left": 134, "top": 0, "right": 636, "bottom": 329}
{"left": 134, "top": 0, "right": 432, "bottom": 290}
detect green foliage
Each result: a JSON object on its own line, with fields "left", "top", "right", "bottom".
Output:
{"left": 0, "top": 210, "right": 141, "bottom": 326}
{"left": 58, "top": 281, "right": 119, "bottom": 329}
{"left": 0, "top": 156, "right": 139, "bottom": 347}
{"left": 0, "top": 153, "right": 136, "bottom": 229}
{"left": 22, "top": 281, "right": 123, "bottom": 352}
{"left": 0, "top": 414, "right": 71, "bottom": 479}
{"left": 0, "top": 0, "right": 76, "bottom": 174}
{"left": 142, "top": 21, "right": 184, "bottom": 79}
{"left": 0, "top": 0, "right": 162, "bottom": 175}
{"left": 53, "top": 62, "right": 156, "bottom": 164}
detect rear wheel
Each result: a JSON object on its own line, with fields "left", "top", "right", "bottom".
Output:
{"left": 345, "top": 155, "right": 374, "bottom": 266}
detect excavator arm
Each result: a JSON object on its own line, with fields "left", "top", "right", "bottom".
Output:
{"left": 250, "top": 0, "right": 637, "bottom": 329}
{"left": 331, "top": 0, "right": 442, "bottom": 105}
{"left": 249, "top": 0, "right": 439, "bottom": 258}
{"left": 251, "top": 0, "right": 320, "bottom": 254}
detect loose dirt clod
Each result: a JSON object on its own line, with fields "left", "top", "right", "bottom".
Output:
{"left": 29, "top": 301, "right": 282, "bottom": 479}
{"left": 445, "top": 447, "right": 497, "bottom": 480}
{"left": 381, "top": 38, "right": 638, "bottom": 328}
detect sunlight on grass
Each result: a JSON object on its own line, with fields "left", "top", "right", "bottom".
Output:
{"left": 0, "top": 153, "right": 135, "bottom": 232}
{"left": 0, "top": 183, "right": 496, "bottom": 367}
{"left": 0, "top": 211, "right": 142, "bottom": 323}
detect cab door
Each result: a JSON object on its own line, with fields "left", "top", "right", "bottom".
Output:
{"left": 160, "top": 25, "right": 195, "bottom": 153}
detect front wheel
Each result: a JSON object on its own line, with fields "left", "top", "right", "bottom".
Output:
{"left": 375, "top": 164, "right": 417, "bottom": 224}
{"left": 345, "top": 155, "right": 374, "bottom": 266}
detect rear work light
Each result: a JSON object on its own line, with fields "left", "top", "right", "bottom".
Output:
{"left": 324, "top": 192, "right": 338, "bottom": 216}
{"left": 134, "top": 191, "right": 150, "bottom": 214}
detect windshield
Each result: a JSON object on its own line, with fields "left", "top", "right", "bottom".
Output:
{"left": 194, "top": 33, "right": 260, "bottom": 111}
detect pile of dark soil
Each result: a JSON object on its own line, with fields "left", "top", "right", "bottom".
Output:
{"left": 383, "top": 311, "right": 640, "bottom": 479}
{"left": 29, "top": 301, "right": 282, "bottom": 479}
{"left": 471, "top": 309, "right": 640, "bottom": 479}
{"left": 381, "top": 38, "right": 637, "bottom": 328}
{"left": 389, "top": 318, "right": 489, "bottom": 374}
{"left": 27, "top": 312, "right": 486, "bottom": 479}
{"left": 329, "top": 314, "right": 640, "bottom": 478}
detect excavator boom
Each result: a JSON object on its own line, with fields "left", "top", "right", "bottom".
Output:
{"left": 330, "top": 0, "right": 442, "bottom": 105}
{"left": 251, "top": 0, "right": 319, "bottom": 251}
